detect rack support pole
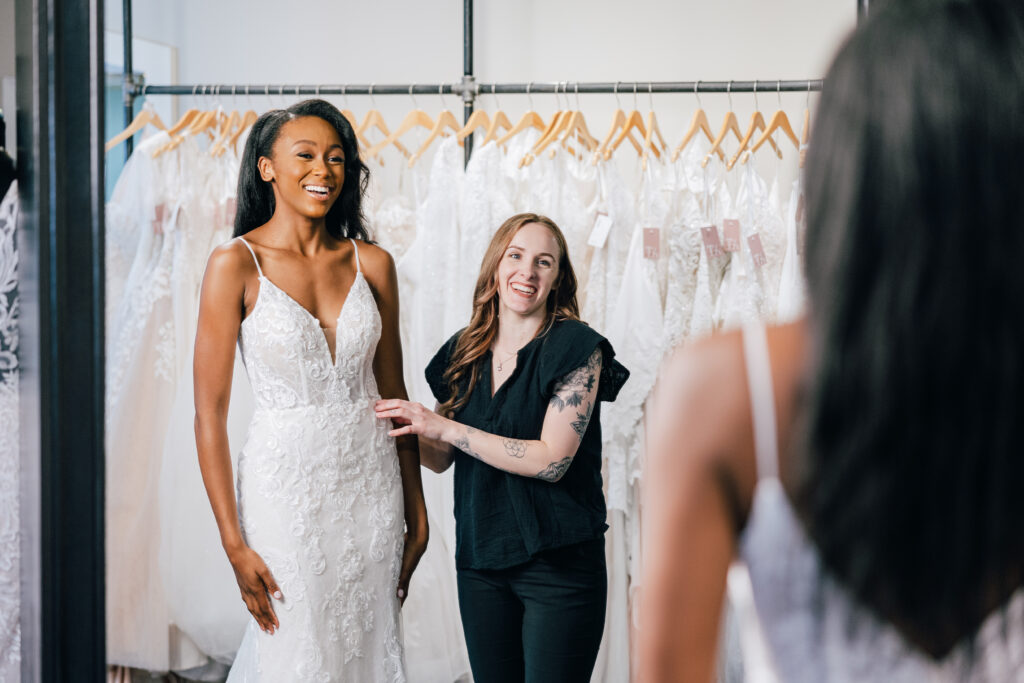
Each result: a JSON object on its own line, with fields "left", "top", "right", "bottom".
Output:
{"left": 463, "top": 0, "right": 474, "bottom": 166}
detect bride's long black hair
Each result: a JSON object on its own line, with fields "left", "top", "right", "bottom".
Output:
{"left": 799, "top": 0, "right": 1024, "bottom": 657}
{"left": 232, "top": 99, "right": 370, "bottom": 241}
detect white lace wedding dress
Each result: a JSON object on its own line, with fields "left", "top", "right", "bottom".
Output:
{"left": 0, "top": 181, "right": 20, "bottom": 683}
{"left": 227, "top": 237, "right": 406, "bottom": 682}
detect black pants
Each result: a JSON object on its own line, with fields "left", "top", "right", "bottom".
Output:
{"left": 456, "top": 538, "right": 607, "bottom": 683}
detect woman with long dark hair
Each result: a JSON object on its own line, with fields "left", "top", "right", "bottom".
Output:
{"left": 375, "top": 213, "right": 629, "bottom": 682}
{"left": 640, "top": 1, "right": 1024, "bottom": 681}
{"left": 194, "top": 99, "right": 427, "bottom": 680}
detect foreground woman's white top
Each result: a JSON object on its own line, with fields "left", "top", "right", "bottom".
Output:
{"left": 737, "top": 323, "right": 1024, "bottom": 683}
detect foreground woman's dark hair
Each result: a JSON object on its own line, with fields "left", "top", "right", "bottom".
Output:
{"left": 800, "top": 0, "right": 1024, "bottom": 657}
{"left": 233, "top": 98, "right": 370, "bottom": 241}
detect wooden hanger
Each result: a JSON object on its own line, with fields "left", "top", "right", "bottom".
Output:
{"left": 593, "top": 109, "right": 642, "bottom": 164}
{"left": 673, "top": 110, "right": 724, "bottom": 162}
{"left": 456, "top": 109, "right": 492, "bottom": 142}
{"left": 520, "top": 83, "right": 572, "bottom": 166}
{"left": 482, "top": 110, "right": 513, "bottom": 146}
{"left": 153, "top": 85, "right": 217, "bottom": 157}
{"left": 531, "top": 108, "right": 599, "bottom": 163}
{"left": 409, "top": 108, "right": 462, "bottom": 167}
{"left": 606, "top": 109, "right": 650, "bottom": 160}
{"left": 105, "top": 101, "right": 167, "bottom": 153}
{"left": 495, "top": 83, "right": 547, "bottom": 147}
{"left": 522, "top": 111, "right": 569, "bottom": 166}
{"left": 209, "top": 109, "right": 240, "bottom": 157}
{"left": 152, "top": 108, "right": 201, "bottom": 158}
{"left": 481, "top": 85, "right": 513, "bottom": 146}
{"left": 702, "top": 83, "right": 744, "bottom": 168}
{"left": 638, "top": 85, "right": 668, "bottom": 169}
{"left": 739, "top": 83, "right": 798, "bottom": 167}
{"left": 357, "top": 87, "right": 412, "bottom": 160}
{"left": 222, "top": 109, "right": 258, "bottom": 157}
{"left": 365, "top": 105, "right": 434, "bottom": 160}
{"left": 642, "top": 110, "right": 668, "bottom": 169}
{"left": 602, "top": 84, "right": 654, "bottom": 161}
{"left": 727, "top": 104, "right": 783, "bottom": 170}
{"left": 746, "top": 110, "right": 799, "bottom": 160}
{"left": 799, "top": 83, "right": 812, "bottom": 168}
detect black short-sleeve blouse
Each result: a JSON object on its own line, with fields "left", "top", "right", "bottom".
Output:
{"left": 425, "top": 319, "right": 630, "bottom": 570}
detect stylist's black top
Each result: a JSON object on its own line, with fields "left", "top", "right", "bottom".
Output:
{"left": 425, "top": 319, "right": 629, "bottom": 571}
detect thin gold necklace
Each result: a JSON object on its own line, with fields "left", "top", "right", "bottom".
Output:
{"left": 495, "top": 348, "right": 518, "bottom": 372}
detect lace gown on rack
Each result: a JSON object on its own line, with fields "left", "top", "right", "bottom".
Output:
{"left": 0, "top": 182, "right": 20, "bottom": 682}
{"left": 228, "top": 238, "right": 405, "bottom": 682}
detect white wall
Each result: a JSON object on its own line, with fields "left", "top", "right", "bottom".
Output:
{"left": 105, "top": 0, "right": 858, "bottom": 184}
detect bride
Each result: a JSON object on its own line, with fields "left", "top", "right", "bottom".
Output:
{"left": 193, "top": 98, "right": 427, "bottom": 681}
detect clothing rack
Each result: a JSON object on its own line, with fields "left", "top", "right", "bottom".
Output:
{"left": 121, "top": 0, "right": 861, "bottom": 163}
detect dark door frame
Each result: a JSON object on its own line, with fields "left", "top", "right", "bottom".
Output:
{"left": 15, "top": 0, "right": 107, "bottom": 680}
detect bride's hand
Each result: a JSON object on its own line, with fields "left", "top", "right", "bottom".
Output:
{"left": 374, "top": 399, "right": 454, "bottom": 443}
{"left": 227, "top": 544, "right": 282, "bottom": 634}
{"left": 397, "top": 526, "right": 428, "bottom": 606}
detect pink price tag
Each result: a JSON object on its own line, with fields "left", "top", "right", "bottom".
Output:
{"left": 747, "top": 233, "right": 768, "bottom": 269}
{"left": 700, "top": 225, "right": 724, "bottom": 260}
{"left": 795, "top": 193, "right": 806, "bottom": 255}
{"left": 722, "top": 218, "right": 741, "bottom": 252}
{"left": 643, "top": 228, "right": 660, "bottom": 260}
{"left": 153, "top": 203, "right": 167, "bottom": 234}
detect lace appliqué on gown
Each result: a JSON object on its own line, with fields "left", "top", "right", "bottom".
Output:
{"left": 228, "top": 239, "right": 405, "bottom": 682}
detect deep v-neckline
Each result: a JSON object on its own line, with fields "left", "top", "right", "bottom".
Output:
{"left": 258, "top": 273, "right": 363, "bottom": 366}
{"left": 237, "top": 236, "right": 365, "bottom": 368}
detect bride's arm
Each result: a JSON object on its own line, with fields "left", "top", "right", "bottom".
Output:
{"left": 363, "top": 243, "right": 429, "bottom": 603}
{"left": 194, "top": 242, "right": 282, "bottom": 634}
{"left": 375, "top": 348, "right": 602, "bottom": 482}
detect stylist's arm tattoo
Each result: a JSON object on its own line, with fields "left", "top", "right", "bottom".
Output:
{"left": 549, "top": 348, "right": 602, "bottom": 412}
{"left": 453, "top": 426, "right": 481, "bottom": 458}
{"left": 535, "top": 456, "right": 573, "bottom": 482}
{"left": 503, "top": 437, "right": 527, "bottom": 459}
{"left": 570, "top": 400, "right": 594, "bottom": 441}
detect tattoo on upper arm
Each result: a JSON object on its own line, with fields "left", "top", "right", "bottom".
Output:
{"left": 502, "top": 437, "right": 527, "bottom": 459}
{"left": 570, "top": 400, "right": 594, "bottom": 441}
{"left": 535, "top": 456, "right": 573, "bottom": 482}
{"left": 549, "top": 348, "right": 602, "bottom": 412}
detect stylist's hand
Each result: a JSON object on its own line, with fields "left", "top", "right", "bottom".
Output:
{"left": 375, "top": 399, "right": 453, "bottom": 442}
{"left": 227, "top": 544, "right": 282, "bottom": 634}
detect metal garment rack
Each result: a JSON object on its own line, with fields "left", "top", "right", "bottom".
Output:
{"left": 121, "top": 0, "right": 865, "bottom": 164}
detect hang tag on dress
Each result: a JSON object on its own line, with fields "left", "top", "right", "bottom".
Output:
{"left": 588, "top": 212, "right": 613, "bottom": 249}
{"left": 643, "top": 228, "right": 661, "bottom": 260}
{"left": 701, "top": 225, "right": 724, "bottom": 260}
{"left": 153, "top": 203, "right": 167, "bottom": 235}
{"left": 747, "top": 233, "right": 768, "bottom": 269}
{"left": 723, "top": 219, "right": 741, "bottom": 252}
{"left": 795, "top": 193, "right": 806, "bottom": 255}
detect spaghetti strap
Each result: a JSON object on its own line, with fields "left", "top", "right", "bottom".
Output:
{"left": 349, "top": 238, "right": 361, "bottom": 273}
{"left": 742, "top": 323, "right": 779, "bottom": 482}
{"left": 237, "top": 237, "right": 264, "bottom": 278}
